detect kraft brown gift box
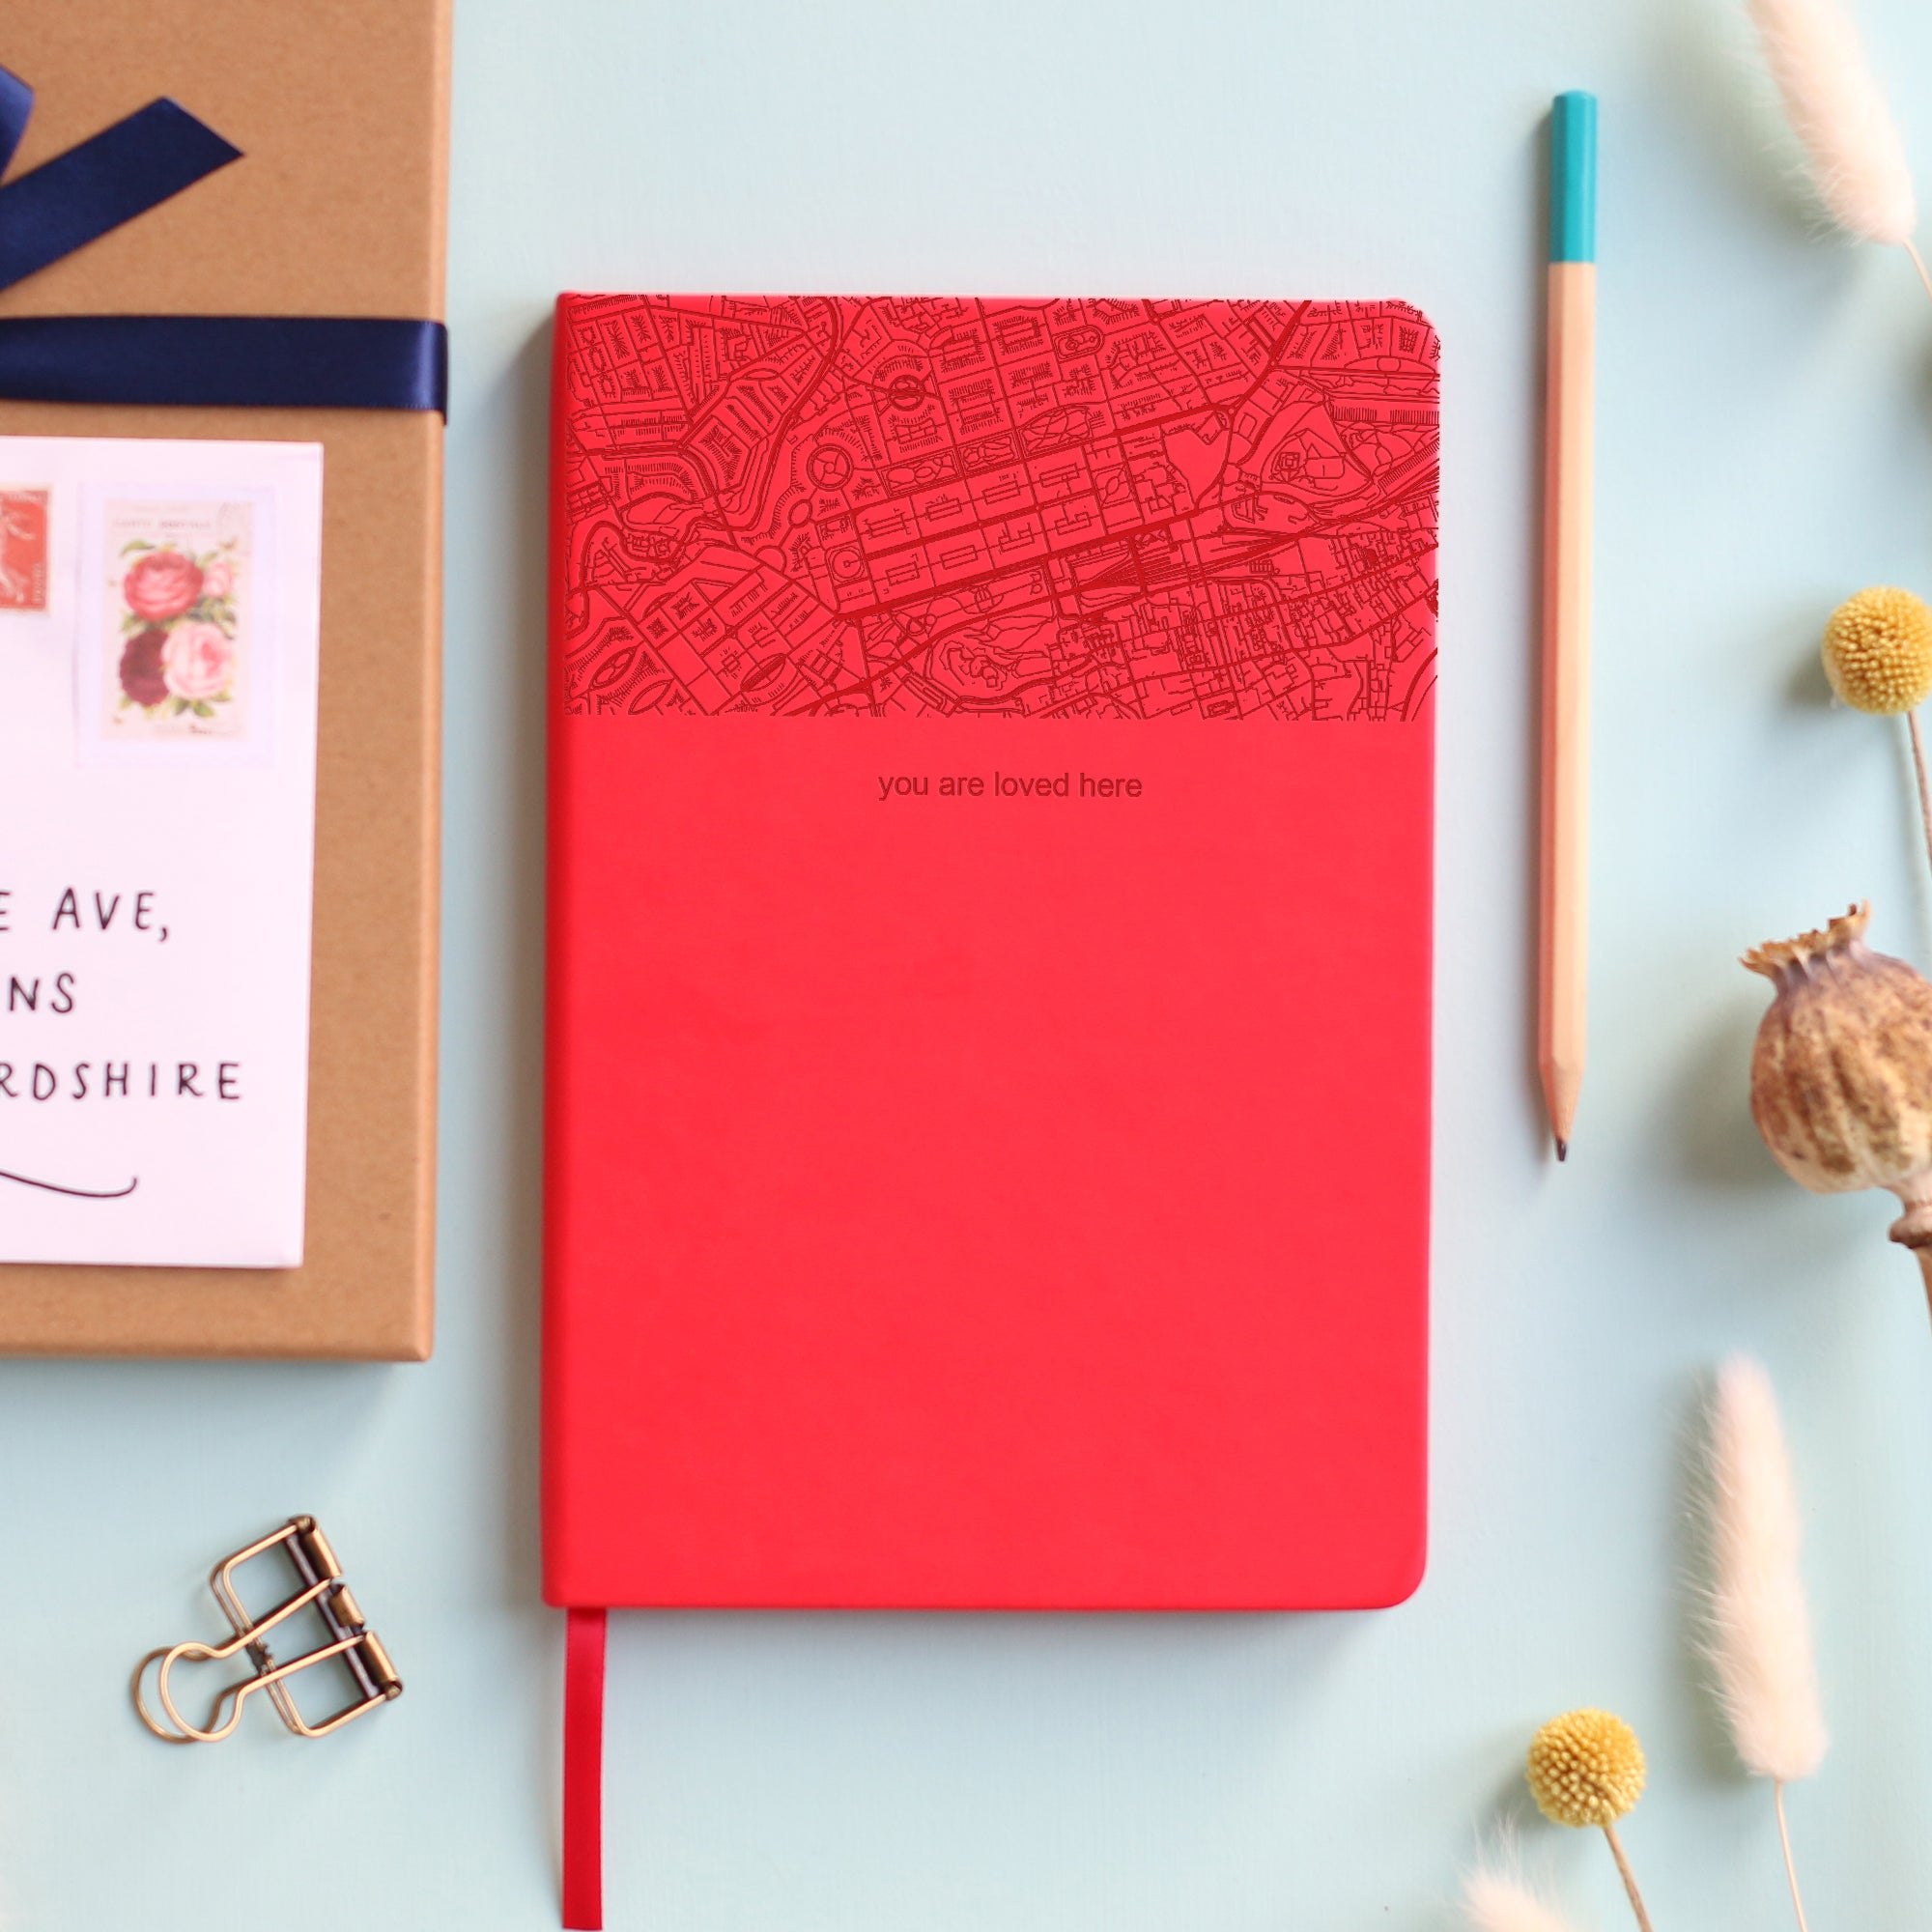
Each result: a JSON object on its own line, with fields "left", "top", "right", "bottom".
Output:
{"left": 0, "top": 3, "right": 450, "bottom": 1357}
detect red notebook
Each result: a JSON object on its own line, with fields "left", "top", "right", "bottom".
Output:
{"left": 543, "top": 293, "right": 1436, "bottom": 1922}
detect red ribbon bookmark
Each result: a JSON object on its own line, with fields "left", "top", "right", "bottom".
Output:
{"left": 562, "top": 1606, "right": 608, "bottom": 1929}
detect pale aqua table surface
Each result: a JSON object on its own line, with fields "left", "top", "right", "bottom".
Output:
{"left": 8, "top": 1, "right": 1932, "bottom": 1924}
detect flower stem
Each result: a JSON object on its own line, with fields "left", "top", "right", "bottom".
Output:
{"left": 1603, "top": 1821, "right": 1657, "bottom": 1932}
{"left": 1908, "top": 711, "right": 1932, "bottom": 880}
{"left": 1901, "top": 251, "right": 1932, "bottom": 889}
{"left": 1774, "top": 1782, "right": 1811, "bottom": 1932}
{"left": 1905, "top": 239, "right": 1932, "bottom": 309}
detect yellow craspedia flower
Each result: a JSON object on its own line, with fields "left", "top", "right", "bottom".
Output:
{"left": 1525, "top": 1708, "right": 1646, "bottom": 1828}
{"left": 1822, "top": 586, "right": 1932, "bottom": 715}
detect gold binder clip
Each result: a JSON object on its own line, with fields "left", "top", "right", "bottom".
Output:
{"left": 133, "top": 1516, "right": 402, "bottom": 1744}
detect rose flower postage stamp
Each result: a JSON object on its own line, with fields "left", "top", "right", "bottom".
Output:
{"left": 99, "top": 500, "right": 251, "bottom": 742}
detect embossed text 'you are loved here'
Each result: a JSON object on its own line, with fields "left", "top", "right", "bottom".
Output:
{"left": 875, "top": 771, "right": 1146, "bottom": 801}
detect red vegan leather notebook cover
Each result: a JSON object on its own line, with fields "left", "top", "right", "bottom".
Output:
{"left": 544, "top": 294, "right": 1437, "bottom": 1612}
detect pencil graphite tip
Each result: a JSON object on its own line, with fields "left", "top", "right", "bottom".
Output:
{"left": 1542, "top": 1063, "right": 1582, "bottom": 1163}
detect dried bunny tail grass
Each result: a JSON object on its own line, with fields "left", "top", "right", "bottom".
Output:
{"left": 1747, "top": 0, "right": 1917, "bottom": 245}
{"left": 1704, "top": 1357, "right": 1825, "bottom": 1932}
{"left": 1705, "top": 1356, "right": 1828, "bottom": 1785}
{"left": 1463, "top": 1866, "right": 1583, "bottom": 1932}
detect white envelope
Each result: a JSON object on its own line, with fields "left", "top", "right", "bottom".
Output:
{"left": 0, "top": 436, "right": 324, "bottom": 1268}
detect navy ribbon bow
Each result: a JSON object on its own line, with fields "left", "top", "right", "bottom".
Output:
{"left": 0, "top": 66, "right": 446, "bottom": 415}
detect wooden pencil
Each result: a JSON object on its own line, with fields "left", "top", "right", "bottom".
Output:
{"left": 1540, "top": 91, "right": 1596, "bottom": 1159}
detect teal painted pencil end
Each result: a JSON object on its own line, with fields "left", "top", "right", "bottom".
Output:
{"left": 1550, "top": 91, "right": 1597, "bottom": 263}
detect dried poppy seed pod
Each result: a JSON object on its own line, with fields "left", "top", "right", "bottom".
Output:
{"left": 1745, "top": 903, "right": 1932, "bottom": 1282}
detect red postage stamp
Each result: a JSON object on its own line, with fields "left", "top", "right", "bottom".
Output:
{"left": 0, "top": 489, "right": 49, "bottom": 611}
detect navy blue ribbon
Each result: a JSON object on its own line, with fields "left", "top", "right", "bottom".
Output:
{"left": 0, "top": 315, "right": 447, "bottom": 411}
{"left": 0, "top": 63, "right": 36, "bottom": 176}
{"left": 0, "top": 66, "right": 446, "bottom": 415}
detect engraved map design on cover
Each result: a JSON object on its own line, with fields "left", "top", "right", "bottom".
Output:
{"left": 555, "top": 297, "right": 1438, "bottom": 721}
